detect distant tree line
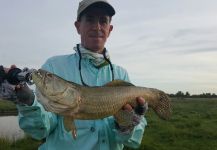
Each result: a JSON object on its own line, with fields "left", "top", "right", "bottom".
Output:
{"left": 168, "top": 91, "right": 217, "bottom": 98}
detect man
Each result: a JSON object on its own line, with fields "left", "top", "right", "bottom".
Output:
{"left": 0, "top": 0, "right": 147, "bottom": 149}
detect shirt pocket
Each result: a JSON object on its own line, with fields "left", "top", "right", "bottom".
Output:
{"left": 76, "top": 120, "right": 97, "bottom": 137}
{"left": 75, "top": 120, "right": 95, "bottom": 131}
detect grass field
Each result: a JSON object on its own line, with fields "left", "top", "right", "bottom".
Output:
{"left": 125, "top": 98, "right": 217, "bottom": 150}
{"left": 0, "top": 99, "right": 17, "bottom": 116}
{"left": 0, "top": 100, "right": 16, "bottom": 111}
{"left": 0, "top": 136, "right": 42, "bottom": 150}
{"left": 0, "top": 98, "right": 217, "bottom": 150}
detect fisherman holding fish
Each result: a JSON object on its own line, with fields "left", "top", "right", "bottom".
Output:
{"left": 0, "top": 0, "right": 148, "bottom": 149}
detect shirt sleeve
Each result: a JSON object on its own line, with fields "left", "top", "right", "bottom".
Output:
{"left": 17, "top": 99, "right": 58, "bottom": 140}
{"left": 16, "top": 59, "right": 58, "bottom": 140}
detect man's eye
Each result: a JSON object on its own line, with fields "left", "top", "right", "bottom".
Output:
{"left": 100, "top": 17, "right": 110, "bottom": 25}
{"left": 86, "top": 17, "right": 94, "bottom": 23}
{"left": 100, "top": 19, "right": 108, "bottom": 24}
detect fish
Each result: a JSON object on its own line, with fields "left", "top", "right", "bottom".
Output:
{"left": 32, "top": 69, "right": 172, "bottom": 138}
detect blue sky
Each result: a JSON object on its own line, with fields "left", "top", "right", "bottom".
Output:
{"left": 0, "top": 0, "right": 217, "bottom": 94}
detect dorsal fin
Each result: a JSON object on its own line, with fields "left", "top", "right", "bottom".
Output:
{"left": 104, "top": 80, "right": 135, "bottom": 87}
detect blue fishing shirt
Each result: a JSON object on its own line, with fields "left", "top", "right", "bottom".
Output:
{"left": 17, "top": 53, "right": 147, "bottom": 150}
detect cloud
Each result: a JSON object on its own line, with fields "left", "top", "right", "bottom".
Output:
{"left": 170, "top": 47, "right": 217, "bottom": 55}
{"left": 1, "top": 0, "right": 217, "bottom": 94}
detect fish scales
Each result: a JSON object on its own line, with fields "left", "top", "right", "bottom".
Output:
{"left": 32, "top": 69, "right": 172, "bottom": 138}
{"left": 79, "top": 86, "right": 135, "bottom": 113}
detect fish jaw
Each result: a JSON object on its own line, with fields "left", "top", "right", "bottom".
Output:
{"left": 32, "top": 69, "right": 44, "bottom": 90}
{"left": 32, "top": 69, "right": 65, "bottom": 96}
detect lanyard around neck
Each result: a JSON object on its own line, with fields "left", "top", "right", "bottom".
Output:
{"left": 76, "top": 44, "right": 114, "bottom": 86}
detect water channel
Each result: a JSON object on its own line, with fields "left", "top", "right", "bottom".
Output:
{"left": 0, "top": 116, "right": 25, "bottom": 141}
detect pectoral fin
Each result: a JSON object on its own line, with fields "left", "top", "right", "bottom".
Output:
{"left": 63, "top": 116, "right": 77, "bottom": 139}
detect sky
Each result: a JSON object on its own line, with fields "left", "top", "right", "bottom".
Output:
{"left": 0, "top": 0, "right": 217, "bottom": 94}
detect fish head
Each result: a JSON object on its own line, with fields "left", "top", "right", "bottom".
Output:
{"left": 32, "top": 69, "right": 66, "bottom": 96}
{"left": 31, "top": 69, "right": 44, "bottom": 88}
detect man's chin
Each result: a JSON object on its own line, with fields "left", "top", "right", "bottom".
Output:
{"left": 87, "top": 45, "right": 104, "bottom": 53}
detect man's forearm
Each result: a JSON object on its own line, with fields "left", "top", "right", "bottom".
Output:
{"left": 17, "top": 99, "right": 58, "bottom": 140}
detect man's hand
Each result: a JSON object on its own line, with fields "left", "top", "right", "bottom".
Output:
{"left": 114, "top": 97, "right": 148, "bottom": 134}
{"left": 15, "top": 83, "right": 35, "bottom": 105}
{"left": 0, "top": 65, "right": 34, "bottom": 106}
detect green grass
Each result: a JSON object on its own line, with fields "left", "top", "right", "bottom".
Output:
{"left": 0, "top": 99, "right": 17, "bottom": 115}
{"left": 0, "top": 98, "right": 217, "bottom": 150}
{"left": 0, "top": 99, "right": 16, "bottom": 111}
{"left": 124, "top": 98, "right": 217, "bottom": 150}
{"left": 0, "top": 136, "right": 42, "bottom": 150}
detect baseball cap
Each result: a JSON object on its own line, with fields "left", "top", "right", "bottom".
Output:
{"left": 77, "top": 0, "right": 115, "bottom": 20}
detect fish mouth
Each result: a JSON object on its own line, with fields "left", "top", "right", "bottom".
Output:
{"left": 34, "top": 69, "right": 55, "bottom": 87}
{"left": 32, "top": 69, "right": 47, "bottom": 85}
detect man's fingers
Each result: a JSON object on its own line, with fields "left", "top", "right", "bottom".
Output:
{"left": 10, "top": 65, "right": 17, "bottom": 69}
{"left": 122, "top": 104, "right": 133, "bottom": 111}
{"left": 11, "top": 65, "right": 17, "bottom": 68}
{"left": 15, "top": 84, "right": 22, "bottom": 90}
{"left": 135, "top": 97, "right": 148, "bottom": 115}
{"left": 4, "top": 68, "right": 10, "bottom": 73}
{"left": 136, "top": 97, "right": 145, "bottom": 105}
{"left": 122, "top": 97, "right": 148, "bottom": 114}
{"left": 3, "top": 65, "right": 17, "bottom": 73}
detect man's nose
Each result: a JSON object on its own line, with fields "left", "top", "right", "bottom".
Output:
{"left": 92, "top": 20, "right": 101, "bottom": 30}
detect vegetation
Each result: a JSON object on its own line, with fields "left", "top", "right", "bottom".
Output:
{"left": 169, "top": 91, "right": 217, "bottom": 98}
{"left": 0, "top": 136, "right": 42, "bottom": 150}
{"left": 0, "top": 99, "right": 16, "bottom": 111}
{"left": 125, "top": 98, "right": 217, "bottom": 150}
{"left": 0, "top": 98, "right": 217, "bottom": 150}
{"left": 0, "top": 99, "right": 17, "bottom": 116}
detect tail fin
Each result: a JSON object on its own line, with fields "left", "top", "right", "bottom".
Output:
{"left": 153, "top": 91, "right": 172, "bottom": 120}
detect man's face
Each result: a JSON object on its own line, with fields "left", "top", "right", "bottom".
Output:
{"left": 75, "top": 8, "right": 113, "bottom": 53}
